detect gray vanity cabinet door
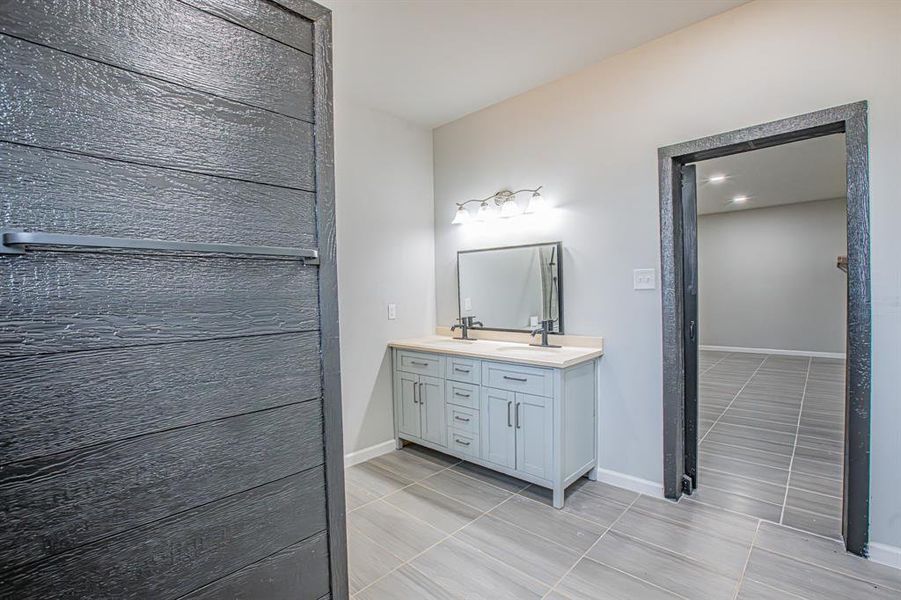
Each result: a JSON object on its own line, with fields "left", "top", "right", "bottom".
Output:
{"left": 419, "top": 375, "right": 446, "bottom": 447}
{"left": 480, "top": 388, "right": 516, "bottom": 469}
{"left": 515, "top": 393, "right": 554, "bottom": 481}
{"left": 395, "top": 372, "right": 422, "bottom": 438}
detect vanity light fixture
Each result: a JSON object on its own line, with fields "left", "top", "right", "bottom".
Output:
{"left": 475, "top": 200, "right": 498, "bottom": 221}
{"left": 525, "top": 189, "right": 547, "bottom": 214}
{"left": 451, "top": 205, "right": 471, "bottom": 225}
{"left": 452, "top": 186, "right": 545, "bottom": 224}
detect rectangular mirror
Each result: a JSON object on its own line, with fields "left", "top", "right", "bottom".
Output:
{"left": 457, "top": 242, "right": 563, "bottom": 333}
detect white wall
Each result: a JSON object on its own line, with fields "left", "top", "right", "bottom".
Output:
{"left": 433, "top": 1, "right": 900, "bottom": 550}
{"left": 698, "top": 198, "right": 848, "bottom": 354}
{"left": 334, "top": 97, "right": 435, "bottom": 455}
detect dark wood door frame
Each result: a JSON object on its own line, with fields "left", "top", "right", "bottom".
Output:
{"left": 288, "top": 1, "right": 350, "bottom": 595}
{"left": 657, "top": 101, "right": 871, "bottom": 556}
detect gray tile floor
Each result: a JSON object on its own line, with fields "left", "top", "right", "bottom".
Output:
{"left": 697, "top": 351, "right": 845, "bottom": 539}
{"left": 345, "top": 443, "right": 899, "bottom": 599}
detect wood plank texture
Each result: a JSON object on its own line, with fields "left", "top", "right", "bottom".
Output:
{"left": 312, "top": 11, "right": 349, "bottom": 598}
{"left": 0, "top": 35, "right": 314, "bottom": 189}
{"left": 0, "top": 332, "right": 320, "bottom": 463}
{"left": 180, "top": 0, "right": 314, "bottom": 53}
{"left": 0, "top": 0, "right": 313, "bottom": 121}
{"left": 0, "top": 252, "right": 319, "bottom": 357}
{"left": 179, "top": 533, "right": 330, "bottom": 600}
{"left": 0, "top": 143, "right": 316, "bottom": 248}
{"left": 0, "top": 469, "right": 327, "bottom": 599}
{"left": 1, "top": 401, "right": 324, "bottom": 568}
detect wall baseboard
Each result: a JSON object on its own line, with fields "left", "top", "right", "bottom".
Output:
{"left": 700, "top": 344, "right": 846, "bottom": 360}
{"left": 595, "top": 467, "right": 664, "bottom": 498}
{"left": 869, "top": 542, "right": 901, "bottom": 570}
{"left": 344, "top": 439, "right": 396, "bottom": 468}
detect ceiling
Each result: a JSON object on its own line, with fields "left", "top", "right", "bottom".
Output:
{"left": 694, "top": 134, "right": 847, "bottom": 215}
{"left": 322, "top": 0, "right": 747, "bottom": 127}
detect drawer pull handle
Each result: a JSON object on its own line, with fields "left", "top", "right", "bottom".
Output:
{"left": 454, "top": 391, "right": 471, "bottom": 398}
{"left": 410, "top": 360, "right": 429, "bottom": 366}
{"left": 454, "top": 416, "right": 470, "bottom": 422}
{"left": 503, "top": 375, "right": 528, "bottom": 382}
{"left": 455, "top": 438, "right": 471, "bottom": 446}
{"left": 454, "top": 367, "right": 471, "bottom": 373}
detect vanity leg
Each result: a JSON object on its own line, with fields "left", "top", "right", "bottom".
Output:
{"left": 552, "top": 486, "right": 564, "bottom": 509}
{"left": 588, "top": 465, "right": 599, "bottom": 481}
{"left": 395, "top": 437, "right": 404, "bottom": 450}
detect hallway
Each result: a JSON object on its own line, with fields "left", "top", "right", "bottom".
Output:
{"left": 697, "top": 351, "right": 846, "bottom": 539}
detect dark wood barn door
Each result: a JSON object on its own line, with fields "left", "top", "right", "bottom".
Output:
{"left": 0, "top": 1, "right": 345, "bottom": 598}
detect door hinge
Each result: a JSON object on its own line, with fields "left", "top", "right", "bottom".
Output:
{"left": 682, "top": 473, "right": 695, "bottom": 495}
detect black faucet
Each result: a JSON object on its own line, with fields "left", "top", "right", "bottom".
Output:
{"left": 451, "top": 316, "right": 482, "bottom": 340}
{"left": 530, "top": 319, "right": 561, "bottom": 348}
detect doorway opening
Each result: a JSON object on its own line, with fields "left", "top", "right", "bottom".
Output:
{"left": 658, "top": 102, "right": 871, "bottom": 556}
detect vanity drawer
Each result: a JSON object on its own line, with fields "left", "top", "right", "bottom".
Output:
{"left": 396, "top": 350, "right": 443, "bottom": 377}
{"left": 446, "top": 404, "right": 479, "bottom": 435}
{"left": 446, "top": 356, "right": 481, "bottom": 384}
{"left": 445, "top": 380, "right": 480, "bottom": 409}
{"left": 482, "top": 361, "right": 553, "bottom": 397}
{"left": 447, "top": 429, "right": 479, "bottom": 459}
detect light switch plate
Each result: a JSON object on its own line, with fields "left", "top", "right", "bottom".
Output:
{"left": 633, "top": 268, "right": 656, "bottom": 290}
{"left": 463, "top": 297, "right": 472, "bottom": 311}
{"left": 387, "top": 303, "right": 397, "bottom": 320}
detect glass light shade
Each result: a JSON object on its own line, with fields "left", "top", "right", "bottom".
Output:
{"left": 451, "top": 205, "right": 471, "bottom": 225}
{"left": 499, "top": 199, "right": 523, "bottom": 218}
{"left": 475, "top": 201, "right": 497, "bottom": 221}
{"left": 525, "top": 191, "right": 548, "bottom": 213}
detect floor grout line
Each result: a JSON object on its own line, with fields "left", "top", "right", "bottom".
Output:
{"left": 541, "top": 495, "right": 640, "bottom": 599}
{"left": 682, "top": 495, "right": 843, "bottom": 544}
{"left": 702, "top": 438, "right": 796, "bottom": 460}
{"left": 699, "top": 351, "right": 733, "bottom": 376}
{"left": 699, "top": 355, "right": 770, "bottom": 444}
{"left": 780, "top": 357, "right": 812, "bottom": 524}
{"left": 350, "top": 489, "right": 513, "bottom": 597}
{"left": 346, "top": 454, "right": 462, "bottom": 515}
{"left": 699, "top": 482, "right": 785, "bottom": 508}
{"left": 732, "top": 519, "right": 762, "bottom": 599}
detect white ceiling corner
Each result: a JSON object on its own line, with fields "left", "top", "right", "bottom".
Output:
{"left": 322, "top": 0, "right": 748, "bottom": 128}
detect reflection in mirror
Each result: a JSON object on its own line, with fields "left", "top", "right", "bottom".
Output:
{"left": 457, "top": 242, "right": 562, "bottom": 333}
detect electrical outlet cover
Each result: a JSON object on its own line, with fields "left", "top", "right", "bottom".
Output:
{"left": 633, "top": 269, "right": 656, "bottom": 290}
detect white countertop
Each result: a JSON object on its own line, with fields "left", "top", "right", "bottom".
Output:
{"left": 388, "top": 335, "right": 603, "bottom": 369}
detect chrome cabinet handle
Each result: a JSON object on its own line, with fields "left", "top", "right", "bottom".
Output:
{"left": 411, "top": 360, "right": 429, "bottom": 366}
{"left": 454, "top": 415, "right": 470, "bottom": 423}
{"left": 454, "top": 438, "right": 471, "bottom": 446}
{"left": 503, "top": 375, "right": 527, "bottom": 382}
{"left": 515, "top": 402, "right": 521, "bottom": 429}
{"left": 413, "top": 381, "right": 419, "bottom": 404}
{"left": 454, "top": 367, "right": 470, "bottom": 373}
{"left": 419, "top": 382, "right": 425, "bottom": 403}
{"left": 507, "top": 401, "right": 513, "bottom": 427}
{"left": 454, "top": 391, "right": 471, "bottom": 398}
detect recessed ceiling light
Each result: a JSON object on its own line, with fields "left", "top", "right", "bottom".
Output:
{"left": 707, "top": 174, "right": 727, "bottom": 184}
{"left": 732, "top": 195, "right": 749, "bottom": 203}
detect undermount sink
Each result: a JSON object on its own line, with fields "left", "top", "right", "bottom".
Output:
{"left": 427, "top": 338, "right": 478, "bottom": 346}
{"left": 494, "top": 345, "right": 562, "bottom": 354}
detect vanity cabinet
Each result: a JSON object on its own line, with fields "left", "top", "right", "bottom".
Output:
{"left": 394, "top": 368, "right": 446, "bottom": 447}
{"left": 392, "top": 346, "right": 598, "bottom": 508}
